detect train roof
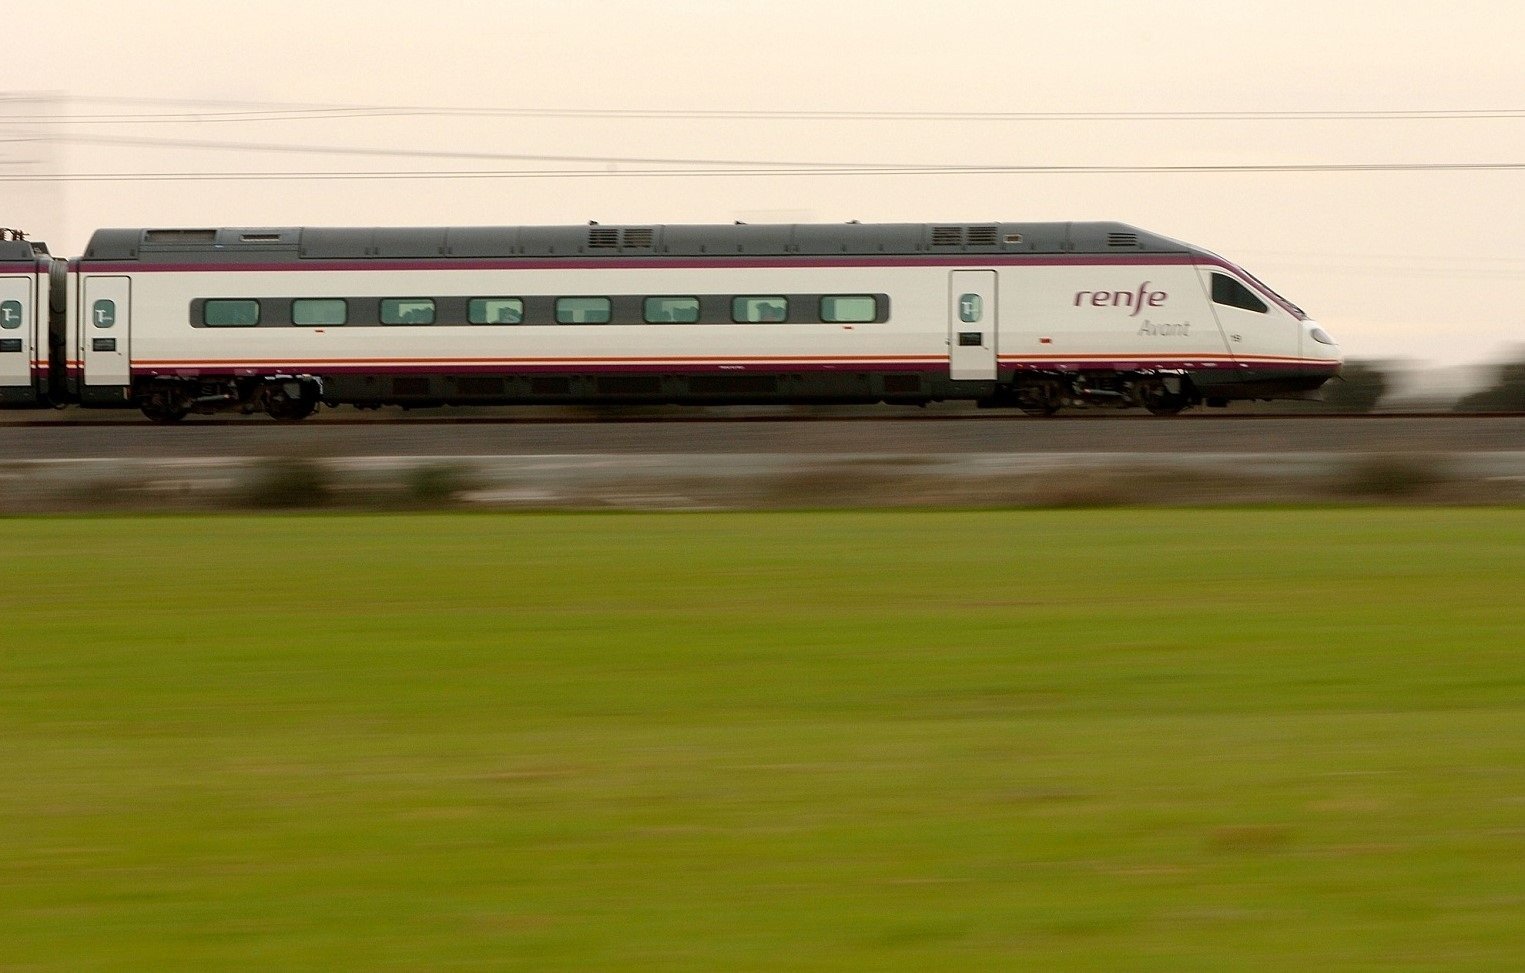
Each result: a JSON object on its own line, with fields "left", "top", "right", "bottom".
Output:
{"left": 0, "top": 235, "right": 47, "bottom": 262}
{"left": 80, "top": 221, "right": 1200, "bottom": 263}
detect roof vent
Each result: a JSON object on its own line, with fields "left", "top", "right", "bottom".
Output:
{"left": 966, "top": 226, "right": 998, "bottom": 246}
{"left": 144, "top": 229, "right": 216, "bottom": 244}
{"left": 622, "top": 227, "right": 654, "bottom": 249}
{"left": 1107, "top": 232, "right": 1140, "bottom": 248}
{"left": 587, "top": 227, "right": 619, "bottom": 249}
{"left": 240, "top": 233, "right": 283, "bottom": 243}
{"left": 931, "top": 226, "right": 963, "bottom": 247}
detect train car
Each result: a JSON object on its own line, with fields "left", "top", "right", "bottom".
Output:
{"left": 65, "top": 221, "right": 1341, "bottom": 421}
{"left": 0, "top": 229, "right": 59, "bottom": 408}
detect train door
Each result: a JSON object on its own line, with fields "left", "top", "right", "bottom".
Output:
{"left": 1196, "top": 267, "right": 1297, "bottom": 364}
{"left": 949, "top": 269, "right": 997, "bottom": 380}
{"left": 81, "top": 275, "right": 131, "bottom": 388}
{"left": 0, "top": 274, "right": 32, "bottom": 392}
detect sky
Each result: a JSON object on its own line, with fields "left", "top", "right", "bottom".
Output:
{"left": 6, "top": 0, "right": 1523, "bottom": 369}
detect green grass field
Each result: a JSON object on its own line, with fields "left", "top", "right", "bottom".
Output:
{"left": 2, "top": 510, "right": 1522, "bottom": 970}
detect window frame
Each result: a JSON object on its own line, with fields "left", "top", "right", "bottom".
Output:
{"left": 380, "top": 297, "right": 437, "bottom": 326}
{"left": 291, "top": 298, "right": 349, "bottom": 327}
{"left": 642, "top": 296, "right": 701, "bottom": 324}
{"left": 468, "top": 297, "right": 526, "bottom": 325}
{"left": 202, "top": 298, "right": 261, "bottom": 328}
{"left": 1210, "top": 273, "right": 1269, "bottom": 314}
{"left": 819, "top": 294, "right": 879, "bottom": 324}
{"left": 731, "top": 295, "right": 790, "bottom": 324}
{"left": 555, "top": 296, "right": 613, "bottom": 325}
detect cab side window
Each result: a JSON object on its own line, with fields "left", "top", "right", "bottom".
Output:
{"left": 1211, "top": 273, "right": 1268, "bottom": 314}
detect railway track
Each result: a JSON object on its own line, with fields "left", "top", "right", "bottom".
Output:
{"left": 3, "top": 410, "right": 1521, "bottom": 428}
{"left": 4, "top": 413, "right": 1522, "bottom": 461}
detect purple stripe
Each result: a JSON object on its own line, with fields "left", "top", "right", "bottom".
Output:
{"left": 79, "top": 254, "right": 1203, "bottom": 274}
{"left": 134, "top": 360, "right": 951, "bottom": 378}
{"left": 129, "top": 358, "right": 1338, "bottom": 378}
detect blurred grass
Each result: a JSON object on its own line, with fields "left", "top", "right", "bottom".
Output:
{"left": 1, "top": 509, "right": 1522, "bottom": 971}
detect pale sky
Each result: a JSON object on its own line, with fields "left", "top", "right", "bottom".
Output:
{"left": 8, "top": 0, "right": 1523, "bottom": 368}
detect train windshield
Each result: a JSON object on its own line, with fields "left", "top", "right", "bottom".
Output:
{"left": 1199, "top": 251, "right": 1309, "bottom": 320}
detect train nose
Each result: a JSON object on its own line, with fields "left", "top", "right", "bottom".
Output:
{"left": 1305, "top": 321, "right": 1342, "bottom": 367}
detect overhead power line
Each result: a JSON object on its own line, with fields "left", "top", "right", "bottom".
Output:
{"left": 11, "top": 133, "right": 1525, "bottom": 178}
{"left": 5, "top": 103, "right": 1525, "bottom": 125}
{"left": 5, "top": 162, "right": 1524, "bottom": 183}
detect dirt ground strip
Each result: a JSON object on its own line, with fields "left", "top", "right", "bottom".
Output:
{"left": 2, "top": 452, "right": 1522, "bottom": 512}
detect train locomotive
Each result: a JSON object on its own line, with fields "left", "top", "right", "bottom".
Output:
{"left": 1, "top": 220, "right": 1341, "bottom": 420}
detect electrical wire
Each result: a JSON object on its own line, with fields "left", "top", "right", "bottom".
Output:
{"left": 4, "top": 162, "right": 1524, "bottom": 183}
{"left": 4, "top": 98, "right": 1524, "bottom": 125}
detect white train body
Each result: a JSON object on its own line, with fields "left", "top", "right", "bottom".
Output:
{"left": 0, "top": 233, "right": 55, "bottom": 407}
{"left": 28, "top": 221, "right": 1341, "bottom": 419}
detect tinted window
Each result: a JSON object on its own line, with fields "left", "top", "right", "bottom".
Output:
{"left": 1211, "top": 274, "right": 1268, "bottom": 314}
{"left": 644, "top": 297, "right": 700, "bottom": 323}
{"left": 203, "top": 299, "right": 260, "bottom": 327}
{"left": 469, "top": 298, "right": 524, "bottom": 324}
{"left": 556, "top": 297, "right": 612, "bottom": 324}
{"left": 381, "top": 298, "right": 436, "bottom": 325}
{"left": 732, "top": 296, "right": 789, "bottom": 323}
{"left": 820, "top": 295, "right": 877, "bottom": 323}
{"left": 292, "top": 298, "right": 347, "bottom": 326}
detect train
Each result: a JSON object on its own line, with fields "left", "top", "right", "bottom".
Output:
{"left": 0, "top": 220, "right": 1341, "bottom": 421}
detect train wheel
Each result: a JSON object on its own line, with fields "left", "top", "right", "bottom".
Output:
{"left": 265, "top": 380, "right": 320, "bottom": 421}
{"left": 267, "top": 396, "right": 318, "bottom": 421}
{"left": 1140, "top": 381, "right": 1190, "bottom": 416}
{"left": 140, "top": 391, "right": 190, "bottom": 423}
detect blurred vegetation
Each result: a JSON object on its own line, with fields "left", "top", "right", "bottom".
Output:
{"left": 3, "top": 511, "right": 1523, "bottom": 970}
{"left": 1454, "top": 355, "right": 1525, "bottom": 413}
{"left": 238, "top": 457, "right": 333, "bottom": 508}
{"left": 1314, "top": 359, "right": 1390, "bottom": 412}
{"left": 401, "top": 462, "right": 481, "bottom": 505}
{"left": 1331, "top": 453, "right": 1452, "bottom": 498}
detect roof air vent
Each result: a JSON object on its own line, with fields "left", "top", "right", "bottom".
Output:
{"left": 587, "top": 227, "right": 619, "bottom": 249}
{"left": 931, "top": 226, "right": 963, "bottom": 247}
{"left": 1107, "top": 232, "right": 1140, "bottom": 248}
{"left": 622, "top": 228, "right": 654, "bottom": 249}
{"left": 144, "top": 229, "right": 216, "bottom": 244}
{"left": 966, "top": 226, "right": 998, "bottom": 246}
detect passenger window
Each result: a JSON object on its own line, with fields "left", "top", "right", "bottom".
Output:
{"left": 1211, "top": 274, "right": 1268, "bottom": 314}
{"left": 291, "top": 298, "right": 347, "bottom": 326}
{"left": 821, "top": 295, "right": 877, "bottom": 323}
{"left": 555, "top": 297, "right": 612, "bottom": 324}
{"left": 381, "top": 298, "right": 436, "bottom": 325}
{"left": 0, "top": 300, "right": 22, "bottom": 329}
{"left": 469, "top": 298, "right": 525, "bottom": 324}
{"left": 203, "top": 299, "right": 259, "bottom": 327}
{"left": 643, "top": 297, "right": 700, "bottom": 323}
{"left": 732, "top": 296, "right": 789, "bottom": 323}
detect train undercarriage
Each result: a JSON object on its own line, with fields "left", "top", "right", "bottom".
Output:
{"left": 136, "top": 376, "right": 324, "bottom": 422}
{"left": 126, "top": 369, "right": 1261, "bottom": 422}
{"left": 994, "top": 370, "right": 1202, "bottom": 416}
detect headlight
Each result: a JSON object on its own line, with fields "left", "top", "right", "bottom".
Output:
{"left": 1309, "top": 327, "right": 1336, "bottom": 345}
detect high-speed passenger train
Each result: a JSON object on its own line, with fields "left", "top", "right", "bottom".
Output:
{"left": 1, "top": 220, "right": 1341, "bottom": 421}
